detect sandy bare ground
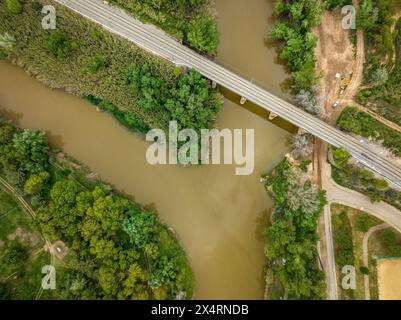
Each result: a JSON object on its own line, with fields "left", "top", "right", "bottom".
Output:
{"left": 315, "top": 10, "right": 364, "bottom": 125}
{"left": 315, "top": 10, "right": 401, "bottom": 132}
{"left": 377, "top": 259, "right": 401, "bottom": 300}
{"left": 363, "top": 224, "right": 389, "bottom": 300}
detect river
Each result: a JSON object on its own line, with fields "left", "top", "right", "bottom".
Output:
{"left": 0, "top": 0, "right": 290, "bottom": 299}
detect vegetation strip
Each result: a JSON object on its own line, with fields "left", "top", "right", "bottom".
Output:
{"left": 262, "top": 158, "right": 327, "bottom": 299}
{"left": 0, "top": 118, "right": 194, "bottom": 300}
{"left": 0, "top": 0, "right": 222, "bottom": 136}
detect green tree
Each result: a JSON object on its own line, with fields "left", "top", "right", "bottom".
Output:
{"left": 37, "top": 180, "right": 82, "bottom": 240}
{"left": 123, "top": 208, "right": 156, "bottom": 249}
{"left": 186, "top": 16, "right": 219, "bottom": 55}
{"left": 88, "top": 187, "right": 129, "bottom": 236}
{"left": 13, "top": 130, "right": 50, "bottom": 175}
{"left": 332, "top": 147, "right": 351, "bottom": 168}
{"left": 98, "top": 267, "right": 120, "bottom": 297}
{"left": 149, "top": 256, "right": 178, "bottom": 289}
{"left": 24, "top": 171, "right": 50, "bottom": 195}
{"left": 357, "top": 0, "right": 378, "bottom": 31}
{"left": 0, "top": 241, "right": 28, "bottom": 275}
{"left": 0, "top": 32, "right": 16, "bottom": 51}
{"left": 0, "top": 122, "right": 15, "bottom": 144}
{"left": 120, "top": 263, "right": 148, "bottom": 299}
{"left": 6, "top": 0, "right": 22, "bottom": 14}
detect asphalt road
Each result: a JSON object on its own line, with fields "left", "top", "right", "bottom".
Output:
{"left": 55, "top": 0, "right": 401, "bottom": 189}
{"left": 322, "top": 160, "right": 401, "bottom": 300}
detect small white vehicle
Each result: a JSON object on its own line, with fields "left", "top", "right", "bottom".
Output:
{"left": 332, "top": 101, "right": 340, "bottom": 108}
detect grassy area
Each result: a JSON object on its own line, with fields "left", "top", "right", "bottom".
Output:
{"left": 0, "top": 0, "right": 222, "bottom": 135}
{"left": 331, "top": 204, "right": 382, "bottom": 300}
{"left": 0, "top": 191, "right": 49, "bottom": 300}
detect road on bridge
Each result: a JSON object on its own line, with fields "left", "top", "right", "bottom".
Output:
{"left": 55, "top": 0, "right": 401, "bottom": 189}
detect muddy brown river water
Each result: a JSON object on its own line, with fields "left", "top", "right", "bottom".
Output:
{"left": 0, "top": 0, "right": 291, "bottom": 299}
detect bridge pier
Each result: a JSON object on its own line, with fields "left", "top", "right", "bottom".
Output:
{"left": 240, "top": 96, "right": 247, "bottom": 105}
{"left": 298, "top": 127, "right": 307, "bottom": 135}
{"left": 211, "top": 81, "right": 217, "bottom": 89}
{"left": 268, "top": 112, "right": 278, "bottom": 120}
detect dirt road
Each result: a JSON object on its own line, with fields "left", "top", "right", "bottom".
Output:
{"left": 314, "top": 7, "right": 364, "bottom": 300}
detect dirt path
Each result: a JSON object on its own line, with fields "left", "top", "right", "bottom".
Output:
{"left": 315, "top": 9, "right": 363, "bottom": 125}
{"left": 362, "top": 223, "right": 389, "bottom": 300}
{"left": 314, "top": 7, "right": 364, "bottom": 299}
{"left": 314, "top": 2, "right": 401, "bottom": 300}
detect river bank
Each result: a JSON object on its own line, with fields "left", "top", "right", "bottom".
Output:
{"left": 0, "top": 0, "right": 291, "bottom": 299}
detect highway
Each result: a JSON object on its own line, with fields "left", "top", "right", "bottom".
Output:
{"left": 55, "top": 0, "right": 401, "bottom": 188}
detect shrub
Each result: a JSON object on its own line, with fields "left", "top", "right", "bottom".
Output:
{"left": 6, "top": 0, "right": 22, "bottom": 14}
{"left": 356, "top": 213, "right": 378, "bottom": 232}
{"left": 186, "top": 16, "right": 219, "bottom": 56}
{"left": 360, "top": 266, "right": 369, "bottom": 275}
{"left": 87, "top": 54, "right": 108, "bottom": 74}
{"left": 24, "top": 171, "right": 50, "bottom": 195}
{"left": 379, "top": 229, "right": 396, "bottom": 247}
{"left": 332, "top": 147, "right": 351, "bottom": 168}
{"left": 43, "top": 31, "right": 76, "bottom": 61}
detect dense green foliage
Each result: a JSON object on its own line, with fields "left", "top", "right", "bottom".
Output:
{"left": 0, "top": 241, "right": 29, "bottom": 276}
{"left": 357, "top": 0, "right": 395, "bottom": 64}
{"left": 0, "top": 0, "right": 222, "bottom": 135}
{"left": 355, "top": 1, "right": 401, "bottom": 124}
{"left": 331, "top": 146, "right": 401, "bottom": 209}
{"left": 269, "top": 0, "right": 323, "bottom": 94}
{"left": 332, "top": 211, "right": 355, "bottom": 267}
{"left": 0, "top": 119, "right": 194, "bottom": 300}
{"left": 6, "top": 0, "right": 22, "bottom": 14}
{"left": 331, "top": 147, "right": 352, "bottom": 168}
{"left": 337, "top": 107, "right": 401, "bottom": 157}
{"left": 127, "top": 65, "right": 221, "bottom": 130}
{"left": 108, "top": 0, "right": 219, "bottom": 55}
{"left": 262, "top": 159, "right": 327, "bottom": 299}
{"left": 356, "top": 67, "right": 401, "bottom": 124}
{"left": 0, "top": 123, "right": 50, "bottom": 185}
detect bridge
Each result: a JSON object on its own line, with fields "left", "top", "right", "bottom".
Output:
{"left": 56, "top": 0, "right": 401, "bottom": 188}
